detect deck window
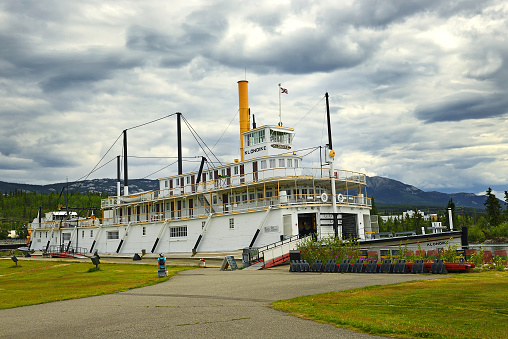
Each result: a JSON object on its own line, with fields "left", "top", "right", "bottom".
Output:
{"left": 279, "top": 159, "right": 285, "bottom": 167}
{"left": 269, "top": 159, "right": 276, "bottom": 168}
{"left": 234, "top": 166, "right": 239, "bottom": 175}
{"left": 287, "top": 159, "right": 293, "bottom": 167}
{"left": 170, "top": 226, "right": 187, "bottom": 238}
{"left": 107, "top": 231, "right": 119, "bottom": 240}
{"left": 261, "top": 160, "right": 267, "bottom": 169}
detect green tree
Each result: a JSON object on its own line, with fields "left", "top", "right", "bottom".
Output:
{"left": 504, "top": 190, "right": 508, "bottom": 222}
{"left": 0, "top": 222, "right": 9, "bottom": 239}
{"left": 411, "top": 208, "right": 423, "bottom": 234}
{"left": 484, "top": 187, "right": 502, "bottom": 226}
{"left": 370, "top": 197, "right": 378, "bottom": 216}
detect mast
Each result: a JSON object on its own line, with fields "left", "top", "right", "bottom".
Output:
{"left": 325, "top": 92, "right": 333, "bottom": 150}
{"left": 325, "top": 92, "right": 338, "bottom": 235}
{"left": 123, "top": 129, "right": 128, "bottom": 196}
{"left": 278, "top": 83, "right": 282, "bottom": 126}
{"left": 117, "top": 155, "right": 121, "bottom": 203}
{"left": 65, "top": 177, "right": 69, "bottom": 218}
{"left": 177, "top": 112, "right": 183, "bottom": 175}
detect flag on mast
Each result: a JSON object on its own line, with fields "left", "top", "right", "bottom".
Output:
{"left": 278, "top": 83, "right": 288, "bottom": 126}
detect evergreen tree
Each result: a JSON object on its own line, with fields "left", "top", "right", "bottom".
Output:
{"left": 504, "top": 190, "right": 508, "bottom": 222}
{"left": 370, "top": 197, "right": 378, "bottom": 216}
{"left": 484, "top": 187, "right": 502, "bottom": 226}
{"left": 412, "top": 208, "right": 423, "bottom": 233}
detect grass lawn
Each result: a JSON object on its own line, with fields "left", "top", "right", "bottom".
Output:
{"left": 272, "top": 271, "right": 508, "bottom": 339}
{"left": 0, "top": 259, "right": 197, "bottom": 309}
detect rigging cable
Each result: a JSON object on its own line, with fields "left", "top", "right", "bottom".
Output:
{"left": 127, "top": 113, "right": 176, "bottom": 131}
{"left": 142, "top": 160, "right": 179, "bottom": 180}
{"left": 74, "top": 114, "right": 177, "bottom": 185}
{"left": 76, "top": 132, "right": 123, "bottom": 183}
{"left": 292, "top": 95, "right": 325, "bottom": 128}
{"left": 181, "top": 115, "right": 222, "bottom": 166}
{"left": 181, "top": 115, "right": 220, "bottom": 165}
{"left": 211, "top": 109, "right": 238, "bottom": 151}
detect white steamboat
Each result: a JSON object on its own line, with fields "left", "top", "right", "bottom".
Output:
{"left": 29, "top": 81, "right": 374, "bottom": 256}
{"left": 29, "top": 81, "right": 465, "bottom": 259}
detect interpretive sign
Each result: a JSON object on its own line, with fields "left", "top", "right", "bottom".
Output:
{"left": 220, "top": 255, "right": 239, "bottom": 271}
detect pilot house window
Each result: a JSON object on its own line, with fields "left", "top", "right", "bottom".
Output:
{"left": 270, "top": 130, "right": 290, "bottom": 144}
{"left": 245, "top": 130, "right": 265, "bottom": 146}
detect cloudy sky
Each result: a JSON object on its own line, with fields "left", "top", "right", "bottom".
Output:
{"left": 1, "top": 0, "right": 507, "bottom": 197}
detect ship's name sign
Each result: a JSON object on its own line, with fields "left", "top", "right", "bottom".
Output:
{"left": 426, "top": 240, "right": 449, "bottom": 247}
{"left": 271, "top": 144, "right": 291, "bottom": 150}
{"left": 245, "top": 146, "right": 267, "bottom": 155}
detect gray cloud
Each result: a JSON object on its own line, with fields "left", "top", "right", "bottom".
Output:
{"left": 415, "top": 92, "right": 508, "bottom": 123}
{"left": 0, "top": 0, "right": 507, "bottom": 195}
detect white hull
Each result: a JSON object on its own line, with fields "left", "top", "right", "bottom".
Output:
{"left": 29, "top": 202, "right": 372, "bottom": 255}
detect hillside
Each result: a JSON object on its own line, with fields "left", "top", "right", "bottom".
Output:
{"left": 366, "top": 176, "right": 487, "bottom": 209}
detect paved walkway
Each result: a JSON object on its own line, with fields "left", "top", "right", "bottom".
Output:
{"left": 1, "top": 266, "right": 447, "bottom": 338}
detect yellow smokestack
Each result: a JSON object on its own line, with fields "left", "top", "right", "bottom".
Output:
{"left": 238, "top": 80, "right": 250, "bottom": 161}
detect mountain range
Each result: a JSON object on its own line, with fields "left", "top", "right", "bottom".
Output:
{"left": 0, "top": 176, "right": 491, "bottom": 212}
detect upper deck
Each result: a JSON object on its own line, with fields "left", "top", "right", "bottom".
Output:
{"left": 101, "top": 152, "right": 368, "bottom": 208}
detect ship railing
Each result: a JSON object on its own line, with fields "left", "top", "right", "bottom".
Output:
{"left": 29, "top": 219, "right": 99, "bottom": 229}
{"left": 29, "top": 221, "right": 58, "bottom": 229}
{"left": 110, "top": 166, "right": 367, "bottom": 204}
{"left": 98, "top": 193, "right": 371, "bottom": 226}
{"left": 45, "top": 244, "right": 88, "bottom": 256}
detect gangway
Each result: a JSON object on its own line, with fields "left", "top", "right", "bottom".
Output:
{"left": 250, "top": 235, "right": 304, "bottom": 269}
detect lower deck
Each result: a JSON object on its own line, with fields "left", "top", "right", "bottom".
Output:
{"left": 29, "top": 203, "right": 373, "bottom": 254}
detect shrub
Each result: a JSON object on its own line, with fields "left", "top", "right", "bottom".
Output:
{"left": 298, "top": 236, "right": 360, "bottom": 263}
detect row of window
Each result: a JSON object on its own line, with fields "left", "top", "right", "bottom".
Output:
{"left": 163, "top": 158, "right": 299, "bottom": 188}
{"left": 37, "top": 230, "right": 95, "bottom": 239}
{"left": 104, "top": 226, "right": 188, "bottom": 240}
{"left": 115, "top": 186, "right": 324, "bottom": 219}
{"left": 261, "top": 158, "right": 298, "bottom": 169}
{"left": 104, "top": 220, "right": 236, "bottom": 240}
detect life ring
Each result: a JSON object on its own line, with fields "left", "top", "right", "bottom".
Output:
{"left": 337, "top": 193, "right": 344, "bottom": 203}
{"left": 320, "top": 192, "right": 328, "bottom": 202}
